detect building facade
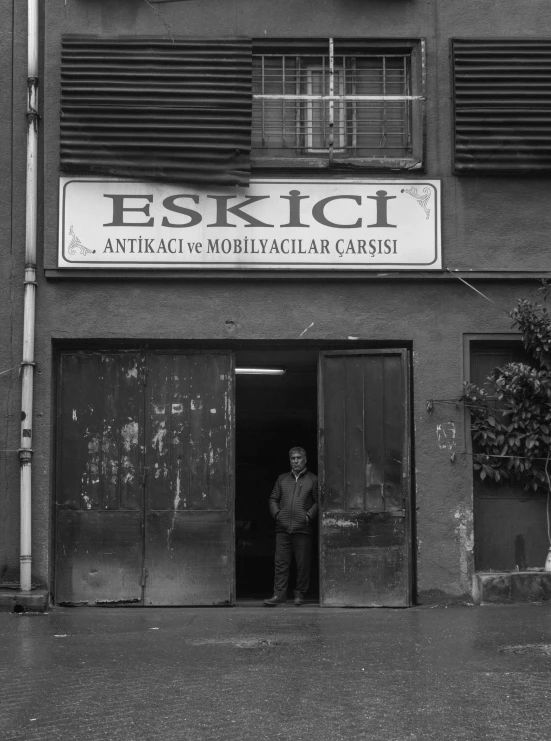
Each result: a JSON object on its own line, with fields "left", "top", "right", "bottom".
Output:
{"left": 2, "top": 0, "right": 551, "bottom": 608}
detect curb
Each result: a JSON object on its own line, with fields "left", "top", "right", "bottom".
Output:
{"left": 0, "top": 589, "right": 49, "bottom": 613}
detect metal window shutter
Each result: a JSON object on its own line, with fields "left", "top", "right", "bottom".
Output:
{"left": 453, "top": 39, "right": 551, "bottom": 174}
{"left": 60, "top": 36, "right": 252, "bottom": 186}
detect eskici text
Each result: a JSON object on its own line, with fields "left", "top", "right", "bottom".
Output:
{"left": 103, "top": 190, "right": 398, "bottom": 230}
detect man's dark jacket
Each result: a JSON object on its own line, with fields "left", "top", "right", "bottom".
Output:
{"left": 269, "top": 468, "right": 318, "bottom": 534}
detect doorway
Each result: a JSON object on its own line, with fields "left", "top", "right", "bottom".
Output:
{"left": 54, "top": 345, "right": 412, "bottom": 607}
{"left": 234, "top": 349, "right": 319, "bottom": 602}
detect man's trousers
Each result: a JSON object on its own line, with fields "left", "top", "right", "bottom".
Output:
{"left": 273, "top": 532, "right": 312, "bottom": 597}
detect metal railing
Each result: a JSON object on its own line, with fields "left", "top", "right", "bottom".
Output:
{"left": 252, "top": 42, "right": 421, "bottom": 160}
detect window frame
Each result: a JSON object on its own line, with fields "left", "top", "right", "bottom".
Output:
{"left": 251, "top": 38, "right": 426, "bottom": 172}
{"left": 462, "top": 333, "right": 524, "bottom": 458}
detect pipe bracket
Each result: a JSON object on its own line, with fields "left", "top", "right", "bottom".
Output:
{"left": 26, "top": 109, "right": 40, "bottom": 135}
{"left": 18, "top": 449, "right": 33, "bottom": 462}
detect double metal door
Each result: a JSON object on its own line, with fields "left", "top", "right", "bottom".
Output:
{"left": 55, "top": 351, "right": 234, "bottom": 606}
{"left": 56, "top": 348, "right": 411, "bottom": 606}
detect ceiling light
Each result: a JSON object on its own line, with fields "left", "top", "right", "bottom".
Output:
{"left": 235, "top": 368, "right": 286, "bottom": 376}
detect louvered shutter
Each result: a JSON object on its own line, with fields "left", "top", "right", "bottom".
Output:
{"left": 453, "top": 39, "right": 551, "bottom": 174}
{"left": 60, "top": 36, "right": 252, "bottom": 186}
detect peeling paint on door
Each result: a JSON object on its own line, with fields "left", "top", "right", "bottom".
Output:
{"left": 320, "top": 350, "right": 411, "bottom": 607}
{"left": 144, "top": 352, "right": 235, "bottom": 605}
{"left": 57, "top": 350, "right": 234, "bottom": 607}
{"left": 167, "top": 468, "right": 182, "bottom": 550}
{"left": 152, "top": 421, "right": 167, "bottom": 452}
{"left": 122, "top": 421, "right": 138, "bottom": 452}
{"left": 323, "top": 516, "right": 359, "bottom": 528}
{"left": 56, "top": 352, "right": 144, "bottom": 605}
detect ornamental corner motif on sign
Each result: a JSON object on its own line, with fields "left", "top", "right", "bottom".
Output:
{"left": 401, "top": 186, "right": 431, "bottom": 219}
{"left": 68, "top": 225, "right": 95, "bottom": 256}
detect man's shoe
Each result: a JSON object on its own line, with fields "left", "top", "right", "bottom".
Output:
{"left": 263, "top": 595, "right": 287, "bottom": 607}
{"left": 294, "top": 594, "right": 306, "bottom": 606}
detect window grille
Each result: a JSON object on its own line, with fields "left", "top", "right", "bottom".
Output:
{"left": 252, "top": 39, "right": 424, "bottom": 168}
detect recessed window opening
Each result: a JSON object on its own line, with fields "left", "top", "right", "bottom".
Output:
{"left": 252, "top": 39, "right": 417, "bottom": 164}
{"left": 470, "top": 341, "right": 549, "bottom": 573}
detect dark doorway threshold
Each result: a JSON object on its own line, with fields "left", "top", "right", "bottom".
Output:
{"left": 235, "top": 348, "right": 319, "bottom": 602}
{"left": 235, "top": 598, "right": 320, "bottom": 608}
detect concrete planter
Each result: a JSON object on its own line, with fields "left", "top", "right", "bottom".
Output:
{"left": 473, "top": 571, "right": 551, "bottom": 604}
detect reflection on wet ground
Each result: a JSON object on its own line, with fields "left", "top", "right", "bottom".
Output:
{"left": 2, "top": 603, "right": 551, "bottom": 740}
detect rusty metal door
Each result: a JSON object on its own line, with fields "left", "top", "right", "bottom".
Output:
{"left": 55, "top": 352, "right": 145, "bottom": 605}
{"left": 144, "top": 352, "right": 235, "bottom": 605}
{"left": 318, "top": 350, "right": 411, "bottom": 607}
{"left": 55, "top": 350, "right": 235, "bottom": 606}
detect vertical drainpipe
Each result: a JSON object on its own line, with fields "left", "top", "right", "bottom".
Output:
{"left": 328, "top": 37, "right": 334, "bottom": 167}
{"left": 20, "top": 0, "right": 39, "bottom": 593}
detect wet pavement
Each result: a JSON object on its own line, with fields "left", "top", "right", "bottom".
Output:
{"left": 1, "top": 603, "right": 551, "bottom": 740}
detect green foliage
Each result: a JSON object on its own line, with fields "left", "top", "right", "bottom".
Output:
{"left": 511, "top": 285, "right": 551, "bottom": 370}
{"left": 461, "top": 283, "right": 551, "bottom": 492}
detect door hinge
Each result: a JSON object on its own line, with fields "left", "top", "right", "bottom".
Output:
{"left": 141, "top": 567, "right": 148, "bottom": 588}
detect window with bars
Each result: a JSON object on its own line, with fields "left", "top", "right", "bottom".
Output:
{"left": 252, "top": 39, "right": 424, "bottom": 169}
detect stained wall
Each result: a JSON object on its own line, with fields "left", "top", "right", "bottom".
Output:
{"left": 2, "top": 0, "right": 551, "bottom": 601}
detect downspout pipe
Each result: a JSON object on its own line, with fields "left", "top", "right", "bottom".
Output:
{"left": 20, "top": 0, "right": 40, "bottom": 593}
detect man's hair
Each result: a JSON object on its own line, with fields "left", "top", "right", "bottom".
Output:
{"left": 289, "top": 446, "right": 307, "bottom": 458}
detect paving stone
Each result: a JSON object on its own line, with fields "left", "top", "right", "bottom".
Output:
{"left": 1, "top": 604, "right": 551, "bottom": 740}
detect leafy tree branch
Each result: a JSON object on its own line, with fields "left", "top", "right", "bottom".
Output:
{"left": 460, "top": 282, "right": 551, "bottom": 496}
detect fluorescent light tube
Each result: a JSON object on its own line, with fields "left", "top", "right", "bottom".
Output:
{"left": 235, "top": 368, "right": 286, "bottom": 375}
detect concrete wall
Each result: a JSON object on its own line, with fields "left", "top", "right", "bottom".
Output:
{"left": 2, "top": 0, "right": 551, "bottom": 601}
{"left": 31, "top": 276, "right": 541, "bottom": 603}
{"left": 43, "top": 0, "right": 551, "bottom": 272}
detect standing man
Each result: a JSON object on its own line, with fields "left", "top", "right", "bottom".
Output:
{"left": 264, "top": 447, "right": 318, "bottom": 607}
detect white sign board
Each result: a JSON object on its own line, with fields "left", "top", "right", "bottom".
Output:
{"left": 59, "top": 178, "right": 441, "bottom": 270}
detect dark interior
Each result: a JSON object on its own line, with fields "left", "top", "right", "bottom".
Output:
{"left": 235, "top": 349, "right": 319, "bottom": 600}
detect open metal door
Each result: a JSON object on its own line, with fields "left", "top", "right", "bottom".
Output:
{"left": 55, "top": 352, "right": 145, "bottom": 605}
{"left": 144, "top": 352, "right": 235, "bottom": 605}
{"left": 318, "top": 349, "right": 411, "bottom": 607}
